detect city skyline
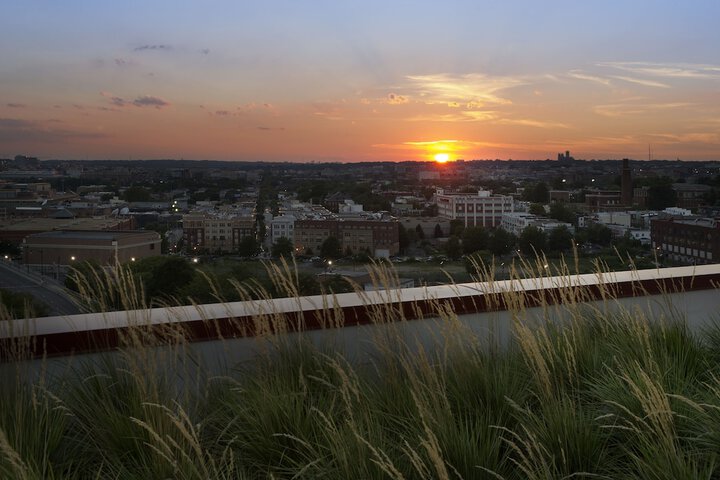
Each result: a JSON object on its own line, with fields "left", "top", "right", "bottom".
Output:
{"left": 2, "top": 1, "right": 720, "bottom": 162}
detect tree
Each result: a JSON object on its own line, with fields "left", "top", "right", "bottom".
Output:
{"left": 320, "top": 235, "right": 342, "bottom": 259}
{"left": 449, "top": 219, "right": 465, "bottom": 236}
{"left": 237, "top": 236, "right": 260, "bottom": 257}
{"left": 433, "top": 223, "right": 444, "bottom": 238}
{"left": 647, "top": 184, "right": 677, "bottom": 210}
{"left": 529, "top": 203, "right": 546, "bottom": 216}
{"left": 461, "top": 226, "right": 489, "bottom": 254}
{"left": 131, "top": 256, "right": 196, "bottom": 300}
{"left": 422, "top": 204, "right": 439, "bottom": 217}
{"left": 0, "top": 240, "right": 20, "bottom": 257}
{"left": 580, "top": 223, "right": 612, "bottom": 246}
{"left": 525, "top": 182, "right": 549, "bottom": 203}
{"left": 519, "top": 226, "right": 547, "bottom": 255}
{"left": 122, "top": 186, "right": 151, "bottom": 202}
{"left": 548, "top": 202, "right": 575, "bottom": 224}
{"left": 415, "top": 224, "right": 425, "bottom": 240}
{"left": 271, "top": 236, "right": 294, "bottom": 258}
{"left": 547, "top": 226, "right": 574, "bottom": 254}
{"left": 398, "top": 224, "right": 410, "bottom": 254}
{"left": 444, "top": 236, "right": 462, "bottom": 260}
{"left": 488, "top": 228, "right": 516, "bottom": 256}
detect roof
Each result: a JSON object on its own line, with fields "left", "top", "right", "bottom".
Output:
{"left": 27, "top": 230, "right": 159, "bottom": 241}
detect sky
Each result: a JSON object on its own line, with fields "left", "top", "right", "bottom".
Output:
{"left": 2, "top": 0, "right": 720, "bottom": 162}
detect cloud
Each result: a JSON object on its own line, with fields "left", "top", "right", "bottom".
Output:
{"left": 0, "top": 117, "right": 109, "bottom": 143}
{"left": 568, "top": 70, "right": 611, "bottom": 86}
{"left": 133, "top": 95, "right": 170, "bottom": 108}
{"left": 404, "top": 110, "right": 498, "bottom": 122}
{"left": 386, "top": 93, "right": 409, "bottom": 105}
{"left": 496, "top": 118, "right": 570, "bottom": 129}
{"left": 257, "top": 126, "right": 285, "bottom": 131}
{"left": 609, "top": 75, "right": 670, "bottom": 88}
{"left": 214, "top": 110, "right": 231, "bottom": 116}
{"left": 100, "top": 92, "right": 170, "bottom": 109}
{"left": 114, "top": 58, "right": 137, "bottom": 67}
{"left": 6, "top": 103, "right": 26, "bottom": 108}
{"left": 598, "top": 62, "right": 720, "bottom": 80}
{"left": 133, "top": 44, "right": 173, "bottom": 52}
{"left": 593, "top": 101, "right": 693, "bottom": 117}
{"left": 647, "top": 132, "right": 720, "bottom": 144}
{"left": 406, "top": 73, "right": 526, "bottom": 106}
{"left": 200, "top": 48, "right": 210, "bottom": 55}
{"left": 110, "top": 97, "right": 127, "bottom": 107}
{"left": 403, "top": 139, "right": 459, "bottom": 146}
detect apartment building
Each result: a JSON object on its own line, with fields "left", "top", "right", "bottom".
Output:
{"left": 182, "top": 212, "right": 255, "bottom": 253}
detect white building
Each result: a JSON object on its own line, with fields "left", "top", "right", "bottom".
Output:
{"left": 501, "top": 212, "right": 574, "bottom": 236}
{"left": 595, "top": 212, "right": 632, "bottom": 227}
{"left": 435, "top": 189, "right": 514, "bottom": 228}
{"left": 269, "top": 214, "right": 296, "bottom": 245}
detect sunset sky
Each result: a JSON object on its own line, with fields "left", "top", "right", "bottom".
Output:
{"left": 2, "top": 1, "right": 720, "bottom": 162}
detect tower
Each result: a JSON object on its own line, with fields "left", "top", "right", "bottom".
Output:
{"left": 621, "top": 158, "right": 632, "bottom": 206}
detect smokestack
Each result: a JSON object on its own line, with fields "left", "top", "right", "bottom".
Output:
{"left": 621, "top": 158, "right": 632, "bottom": 206}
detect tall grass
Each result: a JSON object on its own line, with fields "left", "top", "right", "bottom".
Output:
{"left": 1, "top": 258, "right": 719, "bottom": 478}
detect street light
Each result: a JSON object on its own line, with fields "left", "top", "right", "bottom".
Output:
{"left": 70, "top": 255, "right": 76, "bottom": 261}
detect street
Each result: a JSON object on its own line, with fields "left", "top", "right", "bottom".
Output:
{"left": 0, "top": 260, "right": 82, "bottom": 317}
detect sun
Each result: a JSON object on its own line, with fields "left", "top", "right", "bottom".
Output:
{"left": 434, "top": 153, "right": 450, "bottom": 163}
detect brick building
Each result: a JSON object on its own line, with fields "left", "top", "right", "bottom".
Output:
{"left": 294, "top": 219, "right": 399, "bottom": 257}
{"left": 651, "top": 217, "right": 720, "bottom": 265}
{"left": 182, "top": 213, "right": 255, "bottom": 253}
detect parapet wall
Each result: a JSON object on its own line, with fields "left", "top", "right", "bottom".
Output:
{"left": 2, "top": 265, "right": 720, "bottom": 372}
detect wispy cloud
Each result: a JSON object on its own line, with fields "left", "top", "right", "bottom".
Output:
{"left": 403, "top": 139, "right": 459, "bottom": 146}
{"left": 647, "top": 132, "right": 720, "bottom": 144}
{"left": 6, "top": 103, "right": 26, "bottom": 108}
{"left": 406, "top": 73, "right": 526, "bottom": 106}
{"left": 593, "top": 101, "right": 693, "bottom": 117}
{"left": 598, "top": 62, "right": 720, "bottom": 80}
{"left": 496, "top": 118, "right": 570, "bottom": 129}
{"left": 609, "top": 75, "right": 670, "bottom": 88}
{"left": 568, "top": 70, "right": 611, "bottom": 86}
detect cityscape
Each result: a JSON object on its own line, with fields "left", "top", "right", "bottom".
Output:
{"left": 2, "top": 1, "right": 720, "bottom": 478}
{"left": 2, "top": 153, "right": 720, "bottom": 315}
